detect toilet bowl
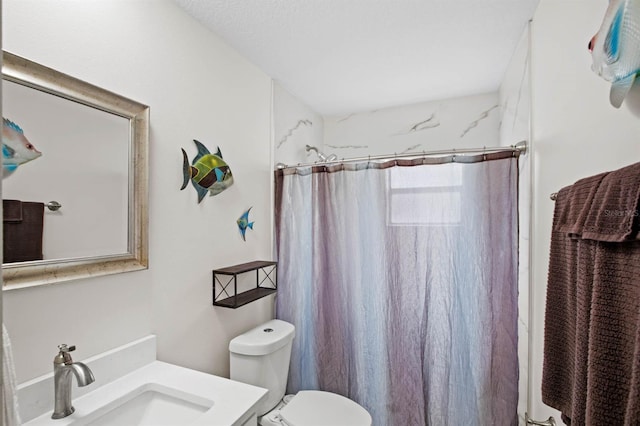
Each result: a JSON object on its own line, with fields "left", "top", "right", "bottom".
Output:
{"left": 229, "top": 319, "right": 372, "bottom": 426}
{"left": 259, "top": 391, "right": 371, "bottom": 426}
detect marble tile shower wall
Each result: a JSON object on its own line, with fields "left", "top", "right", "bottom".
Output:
{"left": 273, "top": 84, "right": 503, "bottom": 165}
{"left": 323, "top": 92, "right": 501, "bottom": 159}
{"left": 499, "top": 26, "right": 531, "bottom": 426}
{"left": 273, "top": 83, "right": 325, "bottom": 166}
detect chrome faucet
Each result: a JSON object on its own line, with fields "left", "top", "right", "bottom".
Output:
{"left": 52, "top": 344, "right": 95, "bottom": 419}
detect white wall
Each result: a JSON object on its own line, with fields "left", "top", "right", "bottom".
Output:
{"left": 529, "top": 0, "right": 640, "bottom": 420}
{"left": 499, "top": 24, "right": 531, "bottom": 425}
{"left": 3, "top": 0, "right": 274, "bottom": 384}
{"left": 323, "top": 92, "right": 501, "bottom": 159}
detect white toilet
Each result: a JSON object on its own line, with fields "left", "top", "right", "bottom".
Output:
{"left": 229, "top": 319, "right": 372, "bottom": 426}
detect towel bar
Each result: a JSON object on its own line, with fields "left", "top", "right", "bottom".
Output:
{"left": 526, "top": 413, "right": 556, "bottom": 426}
{"left": 46, "top": 201, "right": 62, "bottom": 211}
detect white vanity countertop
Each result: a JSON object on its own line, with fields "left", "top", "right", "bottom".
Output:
{"left": 24, "top": 361, "right": 268, "bottom": 426}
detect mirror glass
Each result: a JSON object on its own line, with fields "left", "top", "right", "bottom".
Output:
{"left": 2, "top": 51, "right": 149, "bottom": 288}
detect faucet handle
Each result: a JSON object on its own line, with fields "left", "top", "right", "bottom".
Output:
{"left": 55, "top": 344, "right": 76, "bottom": 365}
{"left": 58, "top": 344, "right": 76, "bottom": 353}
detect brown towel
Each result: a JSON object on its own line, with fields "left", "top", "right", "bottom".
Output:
{"left": 543, "top": 189, "right": 586, "bottom": 423}
{"left": 553, "top": 172, "right": 608, "bottom": 238}
{"left": 542, "top": 167, "right": 640, "bottom": 425}
{"left": 2, "top": 199, "right": 22, "bottom": 223}
{"left": 3, "top": 200, "right": 44, "bottom": 263}
{"left": 582, "top": 162, "right": 640, "bottom": 242}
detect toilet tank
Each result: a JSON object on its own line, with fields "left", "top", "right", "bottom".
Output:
{"left": 229, "top": 319, "right": 295, "bottom": 415}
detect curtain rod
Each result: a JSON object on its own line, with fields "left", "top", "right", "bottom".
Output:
{"left": 275, "top": 141, "right": 528, "bottom": 170}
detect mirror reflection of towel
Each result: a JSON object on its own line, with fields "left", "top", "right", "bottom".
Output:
{"left": 3, "top": 199, "right": 22, "bottom": 222}
{"left": 3, "top": 199, "right": 44, "bottom": 263}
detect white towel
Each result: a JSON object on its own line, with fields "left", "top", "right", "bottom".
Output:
{"left": 3, "top": 324, "right": 21, "bottom": 425}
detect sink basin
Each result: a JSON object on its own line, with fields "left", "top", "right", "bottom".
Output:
{"left": 22, "top": 360, "right": 267, "bottom": 426}
{"left": 70, "top": 384, "right": 213, "bottom": 426}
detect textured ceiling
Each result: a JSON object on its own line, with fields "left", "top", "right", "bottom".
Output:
{"left": 173, "top": 0, "right": 540, "bottom": 115}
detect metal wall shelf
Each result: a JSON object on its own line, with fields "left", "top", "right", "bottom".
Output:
{"left": 212, "top": 260, "right": 277, "bottom": 308}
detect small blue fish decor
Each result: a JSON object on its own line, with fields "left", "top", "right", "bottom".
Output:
{"left": 237, "top": 207, "right": 254, "bottom": 241}
{"left": 181, "top": 139, "right": 234, "bottom": 203}
{"left": 589, "top": 0, "right": 640, "bottom": 107}
{"left": 2, "top": 118, "right": 41, "bottom": 179}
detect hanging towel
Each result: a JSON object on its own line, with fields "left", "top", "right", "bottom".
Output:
{"left": 543, "top": 184, "right": 593, "bottom": 423}
{"left": 3, "top": 200, "right": 44, "bottom": 263}
{"left": 3, "top": 324, "right": 21, "bottom": 426}
{"left": 553, "top": 172, "right": 608, "bottom": 238}
{"left": 581, "top": 162, "right": 640, "bottom": 242}
{"left": 542, "top": 162, "right": 640, "bottom": 425}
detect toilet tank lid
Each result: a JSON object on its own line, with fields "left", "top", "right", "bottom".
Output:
{"left": 229, "top": 319, "right": 295, "bottom": 356}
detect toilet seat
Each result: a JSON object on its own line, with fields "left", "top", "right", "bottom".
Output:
{"left": 279, "top": 390, "right": 372, "bottom": 426}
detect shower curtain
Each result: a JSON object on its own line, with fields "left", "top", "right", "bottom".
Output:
{"left": 275, "top": 154, "right": 519, "bottom": 425}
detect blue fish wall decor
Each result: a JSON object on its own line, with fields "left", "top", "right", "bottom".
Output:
{"left": 181, "top": 139, "right": 234, "bottom": 203}
{"left": 2, "top": 118, "right": 41, "bottom": 179}
{"left": 589, "top": 0, "right": 640, "bottom": 107}
{"left": 237, "top": 207, "right": 254, "bottom": 241}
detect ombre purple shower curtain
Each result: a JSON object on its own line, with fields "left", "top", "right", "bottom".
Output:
{"left": 275, "top": 155, "right": 519, "bottom": 425}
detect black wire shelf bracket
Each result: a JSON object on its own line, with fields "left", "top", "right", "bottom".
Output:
{"left": 214, "top": 274, "right": 235, "bottom": 301}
